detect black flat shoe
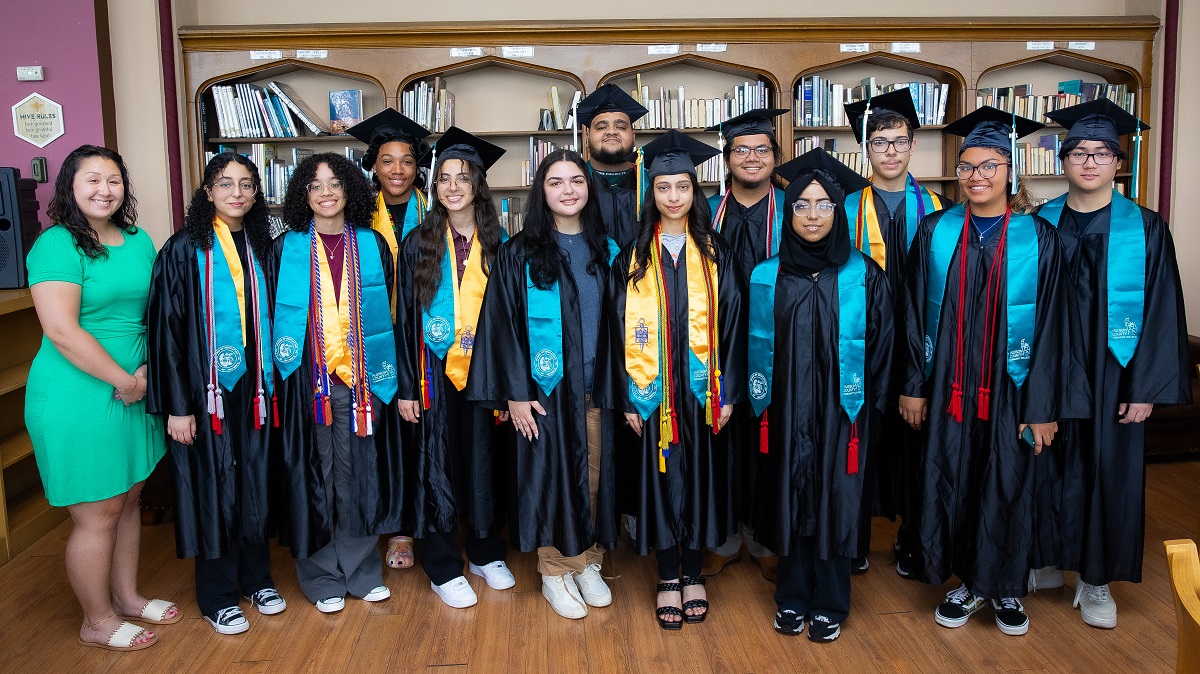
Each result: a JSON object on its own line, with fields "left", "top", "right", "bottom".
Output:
{"left": 655, "top": 582, "right": 684, "bottom": 630}
{"left": 681, "top": 575, "right": 709, "bottom": 624}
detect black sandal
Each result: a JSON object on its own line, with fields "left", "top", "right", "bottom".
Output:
{"left": 655, "top": 581, "right": 684, "bottom": 630}
{"left": 681, "top": 575, "right": 709, "bottom": 624}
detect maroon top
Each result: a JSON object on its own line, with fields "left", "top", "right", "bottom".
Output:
{"left": 318, "top": 232, "right": 346, "bottom": 303}
{"left": 451, "top": 228, "right": 474, "bottom": 283}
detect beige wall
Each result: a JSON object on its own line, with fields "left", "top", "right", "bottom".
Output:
{"left": 1171, "top": 2, "right": 1200, "bottom": 329}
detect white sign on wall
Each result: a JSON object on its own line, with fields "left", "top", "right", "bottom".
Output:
{"left": 12, "top": 93, "right": 64, "bottom": 148}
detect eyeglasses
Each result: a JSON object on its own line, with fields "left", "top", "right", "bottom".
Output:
{"left": 211, "top": 180, "right": 257, "bottom": 195}
{"left": 306, "top": 180, "right": 344, "bottom": 194}
{"left": 792, "top": 201, "right": 837, "bottom": 215}
{"left": 955, "top": 161, "right": 1009, "bottom": 180}
{"left": 730, "top": 145, "right": 773, "bottom": 158}
{"left": 1064, "top": 150, "right": 1117, "bottom": 166}
{"left": 436, "top": 174, "right": 473, "bottom": 189}
{"left": 867, "top": 137, "right": 912, "bottom": 154}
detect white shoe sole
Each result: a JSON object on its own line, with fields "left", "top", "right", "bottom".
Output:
{"left": 245, "top": 596, "right": 287, "bottom": 616}
{"left": 469, "top": 562, "right": 516, "bottom": 590}
{"left": 579, "top": 592, "right": 612, "bottom": 608}
{"left": 996, "top": 617, "right": 1029, "bottom": 636}
{"left": 363, "top": 587, "right": 391, "bottom": 602}
{"left": 315, "top": 598, "right": 345, "bottom": 613}
{"left": 431, "top": 582, "right": 478, "bottom": 609}
{"left": 542, "top": 587, "right": 587, "bottom": 619}
{"left": 935, "top": 611, "right": 972, "bottom": 628}
{"left": 205, "top": 616, "right": 250, "bottom": 635}
{"left": 1079, "top": 610, "right": 1117, "bottom": 629}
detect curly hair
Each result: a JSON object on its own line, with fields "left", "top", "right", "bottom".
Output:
{"left": 182, "top": 152, "right": 272, "bottom": 260}
{"left": 413, "top": 158, "right": 502, "bottom": 310}
{"left": 523, "top": 150, "right": 610, "bottom": 290}
{"left": 46, "top": 145, "right": 138, "bottom": 259}
{"left": 363, "top": 134, "right": 429, "bottom": 192}
{"left": 281, "top": 152, "right": 374, "bottom": 231}
{"left": 630, "top": 172, "right": 715, "bottom": 287}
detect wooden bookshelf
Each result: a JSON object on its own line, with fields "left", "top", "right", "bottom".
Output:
{"left": 0, "top": 290, "right": 66, "bottom": 566}
{"left": 178, "top": 17, "right": 1159, "bottom": 210}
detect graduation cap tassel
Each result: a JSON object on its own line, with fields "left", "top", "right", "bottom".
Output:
{"left": 1010, "top": 112, "right": 1019, "bottom": 195}
{"left": 571, "top": 90, "right": 581, "bottom": 153}
{"left": 861, "top": 99, "right": 872, "bottom": 180}
{"left": 1132, "top": 121, "right": 1142, "bottom": 201}
{"left": 717, "top": 124, "right": 727, "bottom": 197}
{"left": 635, "top": 147, "right": 645, "bottom": 216}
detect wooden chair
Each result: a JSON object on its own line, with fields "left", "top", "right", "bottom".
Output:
{"left": 1165, "top": 539, "right": 1200, "bottom": 673}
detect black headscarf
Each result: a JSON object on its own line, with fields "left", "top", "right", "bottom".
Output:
{"left": 779, "top": 168, "right": 851, "bottom": 277}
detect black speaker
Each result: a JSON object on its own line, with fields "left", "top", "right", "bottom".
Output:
{"left": 0, "top": 167, "right": 41, "bottom": 289}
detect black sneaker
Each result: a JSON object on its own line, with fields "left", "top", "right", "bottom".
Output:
{"left": 773, "top": 609, "right": 804, "bottom": 636}
{"left": 893, "top": 541, "right": 915, "bottom": 579}
{"left": 992, "top": 598, "right": 1029, "bottom": 636}
{"left": 204, "top": 606, "right": 249, "bottom": 635}
{"left": 245, "top": 587, "right": 287, "bottom": 615}
{"left": 851, "top": 555, "right": 870, "bottom": 575}
{"left": 935, "top": 584, "right": 985, "bottom": 628}
{"left": 807, "top": 614, "right": 841, "bottom": 642}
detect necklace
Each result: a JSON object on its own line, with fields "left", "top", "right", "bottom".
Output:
{"left": 321, "top": 232, "right": 345, "bottom": 261}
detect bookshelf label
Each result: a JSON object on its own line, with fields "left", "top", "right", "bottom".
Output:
{"left": 648, "top": 44, "right": 680, "bottom": 55}
{"left": 249, "top": 50, "right": 282, "bottom": 60}
{"left": 1026, "top": 41, "right": 1055, "bottom": 50}
{"left": 890, "top": 42, "right": 920, "bottom": 54}
{"left": 840, "top": 43, "right": 870, "bottom": 53}
{"left": 297, "top": 49, "right": 328, "bottom": 59}
{"left": 502, "top": 46, "right": 535, "bottom": 58}
{"left": 1069, "top": 41, "right": 1097, "bottom": 50}
{"left": 696, "top": 43, "right": 727, "bottom": 53}
{"left": 450, "top": 47, "right": 484, "bottom": 58}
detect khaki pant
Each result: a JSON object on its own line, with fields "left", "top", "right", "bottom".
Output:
{"left": 537, "top": 398, "right": 604, "bottom": 576}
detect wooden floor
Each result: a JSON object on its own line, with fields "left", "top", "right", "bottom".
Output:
{"left": 1, "top": 459, "right": 1196, "bottom": 674}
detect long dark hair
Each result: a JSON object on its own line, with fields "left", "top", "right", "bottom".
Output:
{"left": 183, "top": 152, "right": 272, "bottom": 259}
{"left": 413, "top": 158, "right": 502, "bottom": 310}
{"left": 281, "top": 152, "right": 374, "bottom": 231}
{"left": 46, "top": 145, "right": 138, "bottom": 259}
{"left": 523, "top": 150, "right": 610, "bottom": 290}
{"left": 630, "top": 172, "right": 715, "bottom": 287}
{"left": 364, "top": 134, "right": 428, "bottom": 192}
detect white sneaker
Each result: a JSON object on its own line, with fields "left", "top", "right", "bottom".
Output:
{"left": 469, "top": 560, "right": 516, "bottom": 590}
{"left": 1027, "top": 566, "right": 1065, "bottom": 592}
{"left": 315, "top": 596, "right": 345, "bottom": 613}
{"left": 1074, "top": 581, "right": 1117, "bottom": 629}
{"left": 363, "top": 585, "right": 391, "bottom": 602}
{"left": 432, "top": 576, "right": 478, "bottom": 608}
{"left": 205, "top": 606, "right": 250, "bottom": 635}
{"left": 574, "top": 563, "right": 612, "bottom": 607}
{"left": 542, "top": 574, "right": 588, "bottom": 619}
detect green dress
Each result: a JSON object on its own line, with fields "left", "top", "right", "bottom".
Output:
{"left": 25, "top": 225, "right": 165, "bottom": 506}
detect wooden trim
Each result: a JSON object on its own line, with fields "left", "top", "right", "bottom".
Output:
{"left": 193, "top": 58, "right": 387, "bottom": 95}
{"left": 974, "top": 49, "right": 1144, "bottom": 90}
{"left": 398, "top": 56, "right": 585, "bottom": 98}
{"left": 93, "top": 0, "right": 118, "bottom": 148}
{"left": 598, "top": 54, "right": 782, "bottom": 95}
{"left": 178, "top": 17, "right": 1161, "bottom": 52}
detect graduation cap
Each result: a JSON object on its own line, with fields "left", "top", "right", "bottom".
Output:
{"left": 1045, "top": 98, "right": 1148, "bottom": 198}
{"left": 706, "top": 108, "right": 789, "bottom": 143}
{"left": 944, "top": 106, "right": 1044, "bottom": 193}
{"left": 346, "top": 108, "right": 430, "bottom": 149}
{"left": 576, "top": 84, "right": 649, "bottom": 127}
{"left": 843, "top": 88, "right": 922, "bottom": 144}
{"left": 776, "top": 148, "right": 871, "bottom": 205}
{"left": 638, "top": 129, "right": 720, "bottom": 179}
{"left": 423, "top": 126, "right": 506, "bottom": 174}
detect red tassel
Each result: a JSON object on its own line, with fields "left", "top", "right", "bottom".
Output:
{"left": 977, "top": 387, "right": 991, "bottom": 421}
{"left": 759, "top": 409, "right": 769, "bottom": 454}
{"left": 323, "top": 397, "right": 333, "bottom": 427}
{"left": 211, "top": 413, "right": 223, "bottom": 435}
{"left": 253, "top": 396, "right": 263, "bottom": 430}
{"left": 847, "top": 423, "right": 859, "bottom": 475}
{"left": 670, "top": 409, "right": 680, "bottom": 444}
{"left": 272, "top": 394, "right": 280, "bottom": 428}
{"left": 946, "top": 383, "right": 963, "bottom": 422}
{"left": 356, "top": 408, "right": 369, "bottom": 437}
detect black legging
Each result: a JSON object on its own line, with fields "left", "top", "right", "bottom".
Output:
{"left": 656, "top": 545, "right": 703, "bottom": 580}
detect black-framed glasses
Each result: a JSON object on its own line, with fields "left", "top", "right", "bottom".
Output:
{"left": 730, "top": 145, "right": 773, "bottom": 158}
{"left": 792, "top": 200, "right": 837, "bottom": 215}
{"left": 867, "top": 137, "right": 911, "bottom": 154}
{"left": 1064, "top": 150, "right": 1117, "bottom": 166}
{"left": 955, "top": 161, "right": 1009, "bottom": 180}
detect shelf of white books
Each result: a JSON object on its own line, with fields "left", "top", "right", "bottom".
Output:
{"left": 793, "top": 54, "right": 963, "bottom": 131}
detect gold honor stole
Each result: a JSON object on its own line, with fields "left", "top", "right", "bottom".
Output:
{"left": 213, "top": 216, "right": 247, "bottom": 344}
{"left": 625, "top": 228, "right": 722, "bottom": 473}
{"left": 439, "top": 226, "right": 488, "bottom": 391}
{"left": 315, "top": 236, "right": 355, "bottom": 383}
{"left": 850, "top": 182, "right": 944, "bottom": 269}
{"left": 371, "top": 190, "right": 427, "bottom": 320}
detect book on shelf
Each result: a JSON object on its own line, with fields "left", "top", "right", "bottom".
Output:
{"left": 975, "top": 82, "right": 1135, "bottom": 121}
{"left": 401, "top": 78, "right": 455, "bottom": 133}
{"left": 329, "top": 89, "right": 363, "bottom": 135}
{"left": 1014, "top": 133, "right": 1067, "bottom": 176}
{"left": 292, "top": 147, "right": 314, "bottom": 165}
{"left": 795, "top": 77, "right": 949, "bottom": 128}
{"left": 523, "top": 137, "right": 564, "bottom": 186}
{"left": 626, "top": 79, "right": 769, "bottom": 130}
{"left": 550, "top": 86, "right": 565, "bottom": 130}
{"left": 500, "top": 197, "right": 524, "bottom": 234}
{"left": 267, "top": 80, "right": 330, "bottom": 135}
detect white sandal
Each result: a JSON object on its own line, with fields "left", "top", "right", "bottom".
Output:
{"left": 119, "top": 598, "right": 182, "bottom": 625}
{"left": 78, "top": 618, "right": 158, "bottom": 651}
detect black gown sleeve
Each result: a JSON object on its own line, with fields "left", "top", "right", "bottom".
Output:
{"left": 593, "top": 246, "right": 634, "bottom": 414}
{"left": 465, "top": 237, "right": 533, "bottom": 408}
{"left": 1016, "top": 217, "right": 1067, "bottom": 425}
{"left": 146, "top": 235, "right": 196, "bottom": 418}
{"left": 864, "top": 258, "right": 895, "bottom": 413}
{"left": 901, "top": 214, "right": 937, "bottom": 398}
{"left": 714, "top": 235, "right": 747, "bottom": 406}
{"left": 394, "top": 233, "right": 420, "bottom": 402}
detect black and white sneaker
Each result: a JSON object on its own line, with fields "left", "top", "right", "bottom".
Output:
{"left": 935, "top": 584, "right": 985, "bottom": 628}
{"left": 893, "top": 541, "right": 915, "bottom": 580}
{"left": 992, "top": 597, "right": 1029, "bottom": 636}
{"left": 807, "top": 614, "right": 841, "bottom": 642}
{"left": 773, "top": 609, "right": 804, "bottom": 636}
{"left": 851, "top": 556, "right": 870, "bottom": 575}
{"left": 245, "top": 588, "right": 287, "bottom": 615}
{"left": 205, "top": 605, "right": 249, "bottom": 635}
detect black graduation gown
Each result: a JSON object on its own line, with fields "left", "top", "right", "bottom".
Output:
{"left": 863, "top": 188, "right": 949, "bottom": 526}
{"left": 901, "top": 211, "right": 1073, "bottom": 599}
{"left": 1040, "top": 203, "right": 1190, "bottom": 584}
{"left": 589, "top": 165, "right": 640, "bottom": 247}
{"left": 753, "top": 257, "right": 893, "bottom": 561}
{"left": 464, "top": 233, "right": 619, "bottom": 555}
{"left": 147, "top": 231, "right": 273, "bottom": 560}
{"left": 593, "top": 235, "right": 747, "bottom": 553}
{"left": 394, "top": 228, "right": 507, "bottom": 540}
{"left": 264, "top": 229, "right": 405, "bottom": 559}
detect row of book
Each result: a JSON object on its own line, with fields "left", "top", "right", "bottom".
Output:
{"left": 203, "top": 144, "right": 367, "bottom": 205}
{"left": 401, "top": 78, "right": 455, "bottom": 133}
{"left": 974, "top": 79, "right": 1136, "bottom": 122}
{"left": 519, "top": 138, "right": 566, "bottom": 186}
{"left": 629, "top": 77, "right": 770, "bottom": 130}
{"left": 1014, "top": 134, "right": 1067, "bottom": 176}
{"left": 207, "top": 82, "right": 331, "bottom": 139}
{"left": 794, "top": 77, "right": 950, "bottom": 129}
{"left": 500, "top": 197, "right": 525, "bottom": 234}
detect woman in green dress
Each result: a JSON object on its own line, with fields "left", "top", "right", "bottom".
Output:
{"left": 25, "top": 145, "right": 177, "bottom": 651}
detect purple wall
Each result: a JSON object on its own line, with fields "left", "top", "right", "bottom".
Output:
{"left": 0, "top": 0, "right": 108, "bottom": 226}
